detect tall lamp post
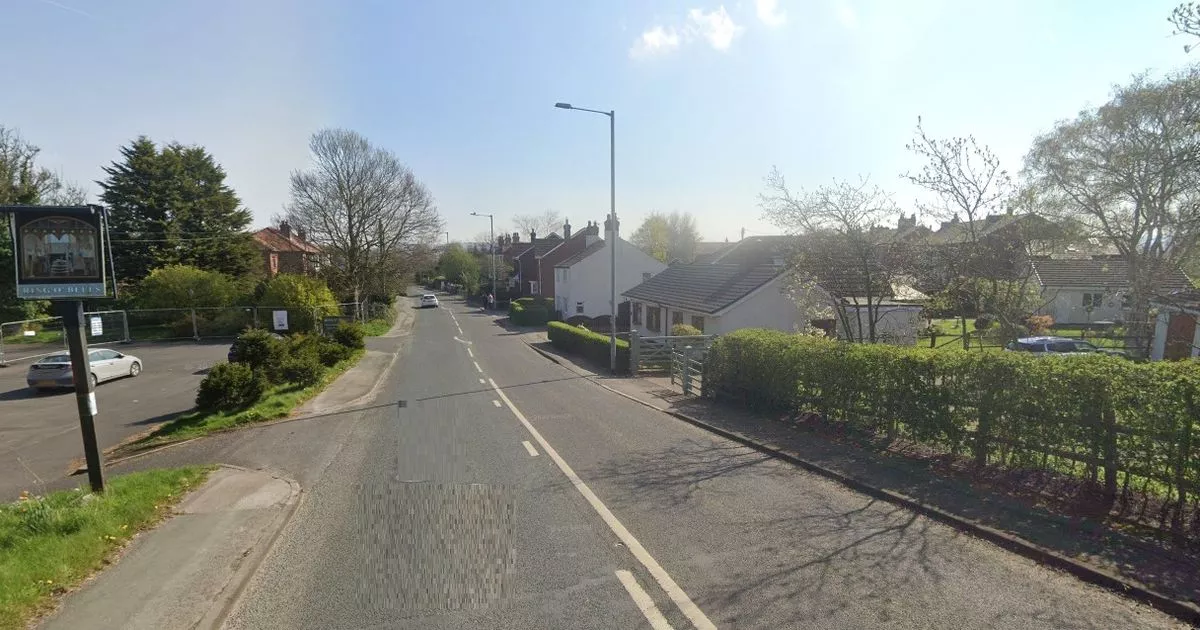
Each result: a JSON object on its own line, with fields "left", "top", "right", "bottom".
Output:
{"left": 555, "top": 101, "right": 617, "bottom": 374}
{"left": 470, "top": 211, "right": 496, "bottom": 307}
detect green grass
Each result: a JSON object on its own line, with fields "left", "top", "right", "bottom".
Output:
{"left": 139, "top": 348, "right": 365, "bottom": 444}
{"left": 1, "top": 330, "right": 63, "bottom": 345}
{"left": 360, "top": 318, "right": 393, "bottom": 337}
{"left": 0, "top": 466, "right": 212, "bottom": 630}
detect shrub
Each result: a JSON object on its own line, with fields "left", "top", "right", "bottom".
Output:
{"left": 704, "top": 328, "right": 1200, "bottom": 541}
{"left": 331, "top": 322, "right": 365, "bottom": 349}
{"left": 671, "top": 323, "right": 703, "bottom": 336}
{"left": 280, "top": 352, "right": 323, "bottom": 387}
{"left": 258, "top": 274, "right": 338, "bottom": 332}
{"left": 547, "top": 321, "right": 630, "bottom": 372}
{"left": 137, "top": 265, "right": 236, "bottom": 309}
{"left": 1026, "top": 314, "right": 1054, "bottom": 335}
{"left": 230, "top": 329, "right": 285, "bottom": 376}
{"left": 973, "top": 314, "right": 995, "bottom": 331}
{"left": 510, "top": 297, "right": 554, "bottom": 326}
{"left": 196, "top": 362, "right": 267, "bottom": 411}
{"left": 317, "top": 339, "right": 353, "bottom": 366}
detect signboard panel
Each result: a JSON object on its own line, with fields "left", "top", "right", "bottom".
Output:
{"left": 322, "top": 316, "right": 342, "bottom": 336}
{"left": 5, "top": 206, "right": 108, "bottom": 300}
{"left": 273, "top": 310, "right": 289, "bottom": 331}
{"left": 90, "top": 316, "right": 103, "bottom": 337}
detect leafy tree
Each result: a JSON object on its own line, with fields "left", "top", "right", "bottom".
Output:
{"left": 437, "top": 243, "right": 481, "bottom": 286}
{"left": 630, "top": 211, "right": 701, "bottom": 263}
{"left": 258, "top": 273, "right": 338, "bottom": 333}
{"left": 98, "top": 137, "right": 257, "bottom": 283}
{"left": 0, "top": 126, "right": 85, "bottom": 321}
{"left": 1023, "top": 66, "right": 1200, "bottom": 354}
{"left": 136, "top": 265, "right": 236, "bottom": 309}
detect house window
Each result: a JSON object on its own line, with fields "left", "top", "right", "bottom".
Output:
{"left": 647, "top": 306, "right": 661, "bottom": 333}
{"left": 632, "top": 302, "right": 642, "bottom": 325}
{"left": 691, "top": 316, "right": 705, "bottom": 333}
{"left": 672, "top": 311, "right": 684, "bottom": 327}
{"left": 642, "top": 272, "right": 652, "bottom": 282}
{"left": 269, "top": 253, "right": 279, "bottom": 275}
{"left": 576, "top": 302, "right": 584, "bottom": 314}
{"left": 1082, "top": 292, "right": 1104, "bottom": 308}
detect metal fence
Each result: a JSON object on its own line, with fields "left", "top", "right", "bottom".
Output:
{"left": 669, "top": 344, "right": 706, "bottom": 396}
{"left": 0, "top": 310, "right": 130, "bottom": 365}
{"left": 629, "top": 332, "right": 715, "bottom": 374}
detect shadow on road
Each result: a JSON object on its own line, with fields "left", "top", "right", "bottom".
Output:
{"left": 0, "top": 386, "right": 68, "bottom": 401}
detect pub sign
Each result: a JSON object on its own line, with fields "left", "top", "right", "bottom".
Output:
{"left": 5, "top": 205, "right": 109, "bottom": 300}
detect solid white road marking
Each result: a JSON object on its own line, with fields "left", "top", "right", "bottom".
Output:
{"left": 492, "top": 399, "right": 502, "bottom": 408}
{"left": 467, "top": 348, "right": 474, "bottom": 358}
{"left": 487, "top": 377, "right": 716, "bottom": 630}
{"left": 473, "top": 361, "right": 483, "bottom": 373}
{"left": 522, "top": 440, "right": 539, "bottom": 457}
{"left": 616, "top": 570, "right": 675, "bottom": 630}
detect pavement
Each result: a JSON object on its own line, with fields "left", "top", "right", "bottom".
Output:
{"left": 0, "top": 340, "right": 231, "bottom": 500}
{"left": 39, "top": 465, "right": 299, "bottom": 630}
{"left": 36, "top": 292, "right": 1190, "bottom": 629}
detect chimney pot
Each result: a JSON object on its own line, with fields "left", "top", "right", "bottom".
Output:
{"left": 530, "top": 229, "right": 536, "bottom": 242}
{"left": 563, "top": 220, "right": 572, "bottom": 240}
{"left": 279, "top": 221, "right": 291, "bottom": 239}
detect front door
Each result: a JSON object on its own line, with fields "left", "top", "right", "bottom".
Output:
{"left": 1164, "top": 312, "right": 1197, "bottom": 360}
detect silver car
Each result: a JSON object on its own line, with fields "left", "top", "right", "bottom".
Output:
{"left": 26, "top": 349, "right": 143, "bottom": 391}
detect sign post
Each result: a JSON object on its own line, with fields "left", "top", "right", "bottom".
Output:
{"left": 3, "top": 205, "right": 110, "bottom": 492}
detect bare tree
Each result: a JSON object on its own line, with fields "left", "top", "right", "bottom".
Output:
{"left": 286, "top": 128, "right": 443, "bottom": 302}
{"left": 1170, "top": 3, "right": 1200, "bottom": 51}
{"left": 760, "top": 168, "right": 905, "bottom": 342}
{"left": 1023, "top": 66, "right": 1200, "bottom": 354}
{"left": 902, "top": 117, "right": 1042, "bottom": 345}
{"left": 511, "top": 210, "right": 563, "bottom": 239}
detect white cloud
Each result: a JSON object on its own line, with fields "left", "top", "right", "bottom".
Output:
{"left": 755, "top": 0, "right": 787, "bottom": 27}
{"left": 834, "top": 0, "right": 858, "bottom": 29}
{"left": 629, "top": 26, "right": 682, "bottom": 58}
{"left": 687, "top": 6, "right": 744, "bottom": 51}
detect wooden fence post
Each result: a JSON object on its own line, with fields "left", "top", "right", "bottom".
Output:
{"left": 630, "top": 330, "right": 640, "bottom": 375}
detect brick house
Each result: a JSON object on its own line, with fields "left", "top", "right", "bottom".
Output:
{"left": 252, "top": 222, "right": 322, "bottom": 277}
{"left": 512, "top": 231, "right": 562, "bottom": 296}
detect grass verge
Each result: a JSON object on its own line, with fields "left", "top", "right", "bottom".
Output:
{"left": 0, "top": 466, "right": 213, "bottom": 630}
{"left": 138, "top": 349, "right": 365, "bottom": 444}
{"left": 360, "top": 318, "right": 393, "bottom": 337}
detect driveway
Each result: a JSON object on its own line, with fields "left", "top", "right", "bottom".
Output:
{"left": 0, "top": 340, "right": 230, "bottom": 500}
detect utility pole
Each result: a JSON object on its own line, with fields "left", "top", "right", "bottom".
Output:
{"left": 55, "top": 301, "right": 105, "bottom": 492}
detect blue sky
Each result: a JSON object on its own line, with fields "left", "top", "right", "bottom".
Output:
{"left": 1, "top": 0, "right": 1193, "bottom": 242}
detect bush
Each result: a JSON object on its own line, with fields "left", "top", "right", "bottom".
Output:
{"left": 671, "top": 323, "right": 703, "bottom": 336}
{"left": 280, "top": 352, "right": 323, "bottom": 387}
{"left": 973, "top": 314, "right": 995, "bottom": 331}
{"left": 705, "top": 328, "right": 1200, "bottom": 540}
{"left": 547, "top": 321, "right": 630, "bottom": 372}
{"left": 331, "top": 322, "right": 365, "bottom": 349}
{"left": 1027, "top": 314, "right": 1054, "bottom": 335}
{"left": 509, "top": 297, "right": 554, "bottom": 326}
{"left": 196, "top": 362, "right": 267, "bottom": 411}
{"left": 317, "top": 339, "right": 353, "bottom": 366}
{"left": 258, "top": 274, "right": 338, "bottom": 333}
{"left": 230, "top": 329, "right": 285, "bottom": 375}
{"left": 137, "top": 265, "right": 236, "bottom": 309}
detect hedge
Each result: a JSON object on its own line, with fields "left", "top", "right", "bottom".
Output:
{"left": 705, "top": 329, "right": 1200, "bottom": 541}
{"left": 509, "top": 297, "right": 554, "bottom": 326}
{"left": 547, "top": 321, "right": 630, "bottom": 373}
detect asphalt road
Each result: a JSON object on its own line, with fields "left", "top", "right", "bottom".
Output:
{"left": 0, "top": 340, "right": 229, "bottom": 499}
{"left": 94, "top": 295, "right": 1187, "bottom": 629}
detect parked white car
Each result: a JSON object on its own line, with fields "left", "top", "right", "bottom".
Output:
{"left": 26, "top": 349, "right": 142, "bottom": 391}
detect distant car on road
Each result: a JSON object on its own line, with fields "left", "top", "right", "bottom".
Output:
{"left": 227, "top": 332, "right": 285, "bottom": 362}
{"left": 420, "top": 294, "right": 439, "bottom": 308}
{"left": 27, "top": 349, "right": 142, "bottom": 391}
{"left": 1005, "top": 336, "right": 1129, "bottom": 358}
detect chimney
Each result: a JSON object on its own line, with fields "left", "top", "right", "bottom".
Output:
{"left": 512, "top": 232, "right": 520, "bottom": 243}
{"left": 603, "top": 214, "right": 620, "bottom": 240}
{"left": 530, "top": 229, "right": 536, "bottom": 242}
{"left": 279, "top": 221, "right": 291, "bottom": 239}
{"left": 297, "top": 228, "right": 307, "bottom": 242}
{"left": 563, "top": 220, "right": 572, "bottom": 240}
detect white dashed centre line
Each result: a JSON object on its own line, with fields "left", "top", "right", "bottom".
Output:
{"left": 467, "top": 348, "right": 474, "bottom": 358}
{"left": 522, "top": 440, "right": 539, "bottom": 457}
{"left": 473, "top": 361, "right": 483, "bottom": 373}
{"left": 487, "top": 377, "right": 716, "bottom": 630}
{"left": 616, "top": 570, "right": 674, "bottom": 630}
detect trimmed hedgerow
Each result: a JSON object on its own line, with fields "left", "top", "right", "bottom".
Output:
{"left": 547, "top": 321, "right": 630, "bottom": 373}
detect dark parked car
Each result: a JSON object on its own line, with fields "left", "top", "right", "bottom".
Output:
{"left": 1005, "top": 336, "right": 1128, "bottom": 358}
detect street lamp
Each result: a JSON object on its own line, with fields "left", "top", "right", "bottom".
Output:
{"left": 555, "top": 101, "right": 618, "bottom": 374}
{"left": 470, "top": 211, "right": 496, "bottom": 308}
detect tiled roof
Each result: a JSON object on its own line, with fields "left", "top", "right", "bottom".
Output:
{"left": 555, "top": 240, "right": 605, "bottom": 267}
{"left": 622, "top": 263, "right": 783, "bottom": 314}
{"left": 253, "top": 227, "right": 321, "bottom": 254}
{"left": 514, "top": 235, "right": 562, "bottom": 258}
{"left": 1032, "top": 256, "right": 1192, "bottom": 290}
{"left": 692, "top": 242, "right": 732, "bottom": 263}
